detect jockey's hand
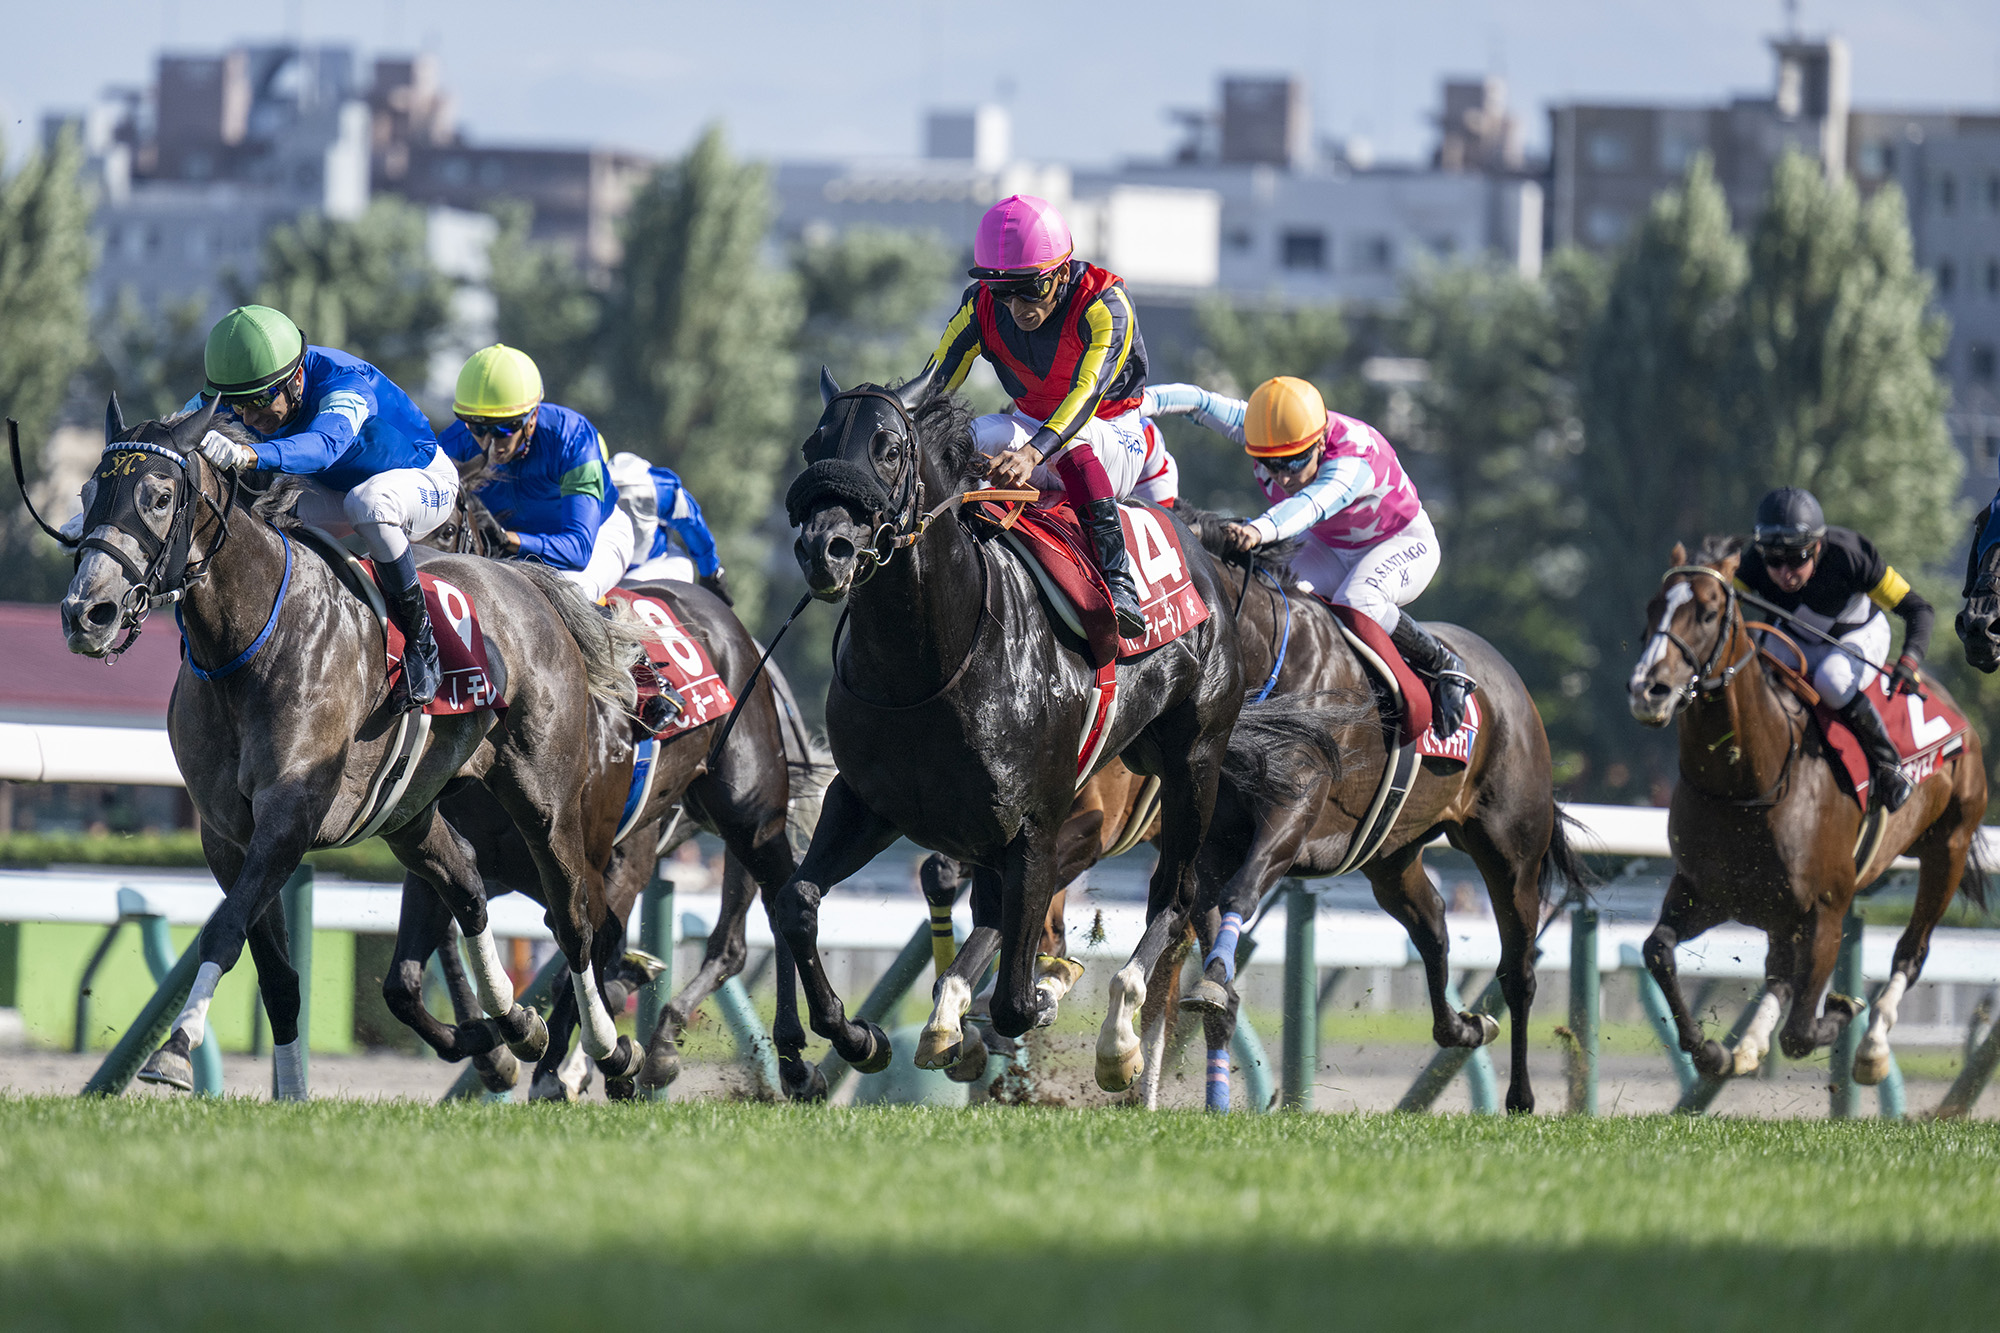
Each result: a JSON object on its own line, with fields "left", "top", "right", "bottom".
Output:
{"left": 1889, "top": 653, "right": 1924, "bottom": 695}
{"left": 699, "top": 567, "right": 734, "bottom": 606}
{"left": 195, "top": 431, "right": 256, "bottom": 471}
{"left": 988, "top": 446, "right": 1041, "bottom": 490}
{"left": 1223, "top": 522, "right": 1262, "bottom": 553}
{"left": 501, "top": 530, "right": 523, "bottom": 555}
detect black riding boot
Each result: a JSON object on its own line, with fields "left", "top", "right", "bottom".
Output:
{"left": 1836, "top": 692, "right": 1913, "bottom": 813}
{"left": 633, "top": 657, "right": 685, "bottom": 733}
{"left": 381, "top": 550, "right": 440, "bottom": 711}
{"left": 1084, "top": 498, "right": 1147, "bottom": 639}
{"left": 1390, "top": 610, "right": 1476, "bottom": 739}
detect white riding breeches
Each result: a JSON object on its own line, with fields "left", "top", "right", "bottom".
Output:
{"left": 561, "top": 507, "right": 637, "bottom": 602}
{"left": 293, "top": 447, "right": 459, "bottom": 563}
{"left": 1801, "top": 611, "right": 1890, "bottom": 708}
{"left": 972, "top": 409, "right": 1180, "bottom": 506}
{"left": 626, "top": 552, "right": 698, "bottom": 585}
{"left": 1288, "top": 508, "right": 1440, "bottom": 632}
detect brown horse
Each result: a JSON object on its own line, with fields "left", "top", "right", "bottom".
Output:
{"left": 1627, "top": 539, "right": 1987, "bottom": 1081}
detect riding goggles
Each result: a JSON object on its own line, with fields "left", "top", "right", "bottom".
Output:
{"left": 1262, "top": 446, "right": 1320, "bottom": 474}
{"left": 977, "top": 269, "right": 1062, "bottom": 303}
{"left": 458, "top": 413, "right": 532, "bottom": 440}
{"left": 1754, "top": 537, "right": 1819, "bottom": 569}
{"left": 221, "top": 381, "right": 290, "bottom": 412}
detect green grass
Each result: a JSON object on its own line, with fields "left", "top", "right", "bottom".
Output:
{"left": 0, "top": 831, "right": 404, "bottom": 881}
{"left": 3, "top": 1098, "right": 1999, "bottom": 1331}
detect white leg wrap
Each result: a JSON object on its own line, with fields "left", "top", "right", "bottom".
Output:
{"left": 272, "top": 1039, "right": 307, "bottom": 1101}
{"left": 173, "top": 962, "right": 224, "bottom": 1049}
{"left": 573, "top": 963, "right": 619, "bottom": 1060}
{"left": 1862, "top": 973, "right": 1908, "bottom": 1058}
{"left": 558, "top": 1037, "right": 592, "bottom": 1095}
{"left": 1731, "top": 991, "right": 1784, "bottom": 1076}
{"left": 460, "top": 928, "right": 516, "bottom": 1018}
{"left": 927, "top": 975, "right": 972, "bottom": 1043}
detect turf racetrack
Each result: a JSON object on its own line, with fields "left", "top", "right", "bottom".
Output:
{"left": 4, "top": 1098, "right": 1996, "bottom": 1331}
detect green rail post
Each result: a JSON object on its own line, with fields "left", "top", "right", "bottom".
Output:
{"left": 280, "top": 865, "right": 313, "bottom": 1097}
{"left": 1877, "top": 1053, "right": 1906, "bottom": 1119}
{"left": 817, "top": 920, "right": 933, "bottom": 1095}
{"left": 634, "top": 872, "right": 676, "bottom": 1098}
{"left": 1232, "top": 1013, "right": 1276, "bottom": 1112}
{"left": 1672, "top": 984, "right": 1771, "bottom": 1114}
{"left": 1396, "top": 974, "right": 1503, "bottom": 1113}
{"left": 1934, "top": 1008, "right": 2000, "bottom": 1118}
{"left": 1280, "top": 880, "right": 1316, "bottom": 1110}
{"left": 1567, "top": 907, "right": 1599, "bottom": 1115}
{"left": 79, "top": 934, "right": 205, "bottom": 1096}
{"left": 72, "top": 921, "right": 125, "bottom": 1053}
{"left": 715, "top": 975, "right": 781, "bottom": 1097}
{"left": 1829, "top": 910, "right": 1865, "bottom": 1120}
{"left": 1625, "top": 946, "right": 1699, "bottom": 1095}
{"left": 135, "top": 913, "right": 222, "bottom": 1097}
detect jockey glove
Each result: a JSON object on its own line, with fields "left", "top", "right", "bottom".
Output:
{"left": 699, "top": 567, "right": 734, "bottom": 606}
{"left": 196, "top": 430, "right": 257, "bottom": 471}
{"left": 1889, "top": 653, "right": 1923, "bottom": 695}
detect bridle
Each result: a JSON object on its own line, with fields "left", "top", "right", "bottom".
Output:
{"left": 1647, "top": 564, "right": 1754, "bottom": 711}
{"left": 74, "top": 440, "right": 239, "bottom": 660}
{"left": 815, "top": 387, "right": 935, "bottom": 588}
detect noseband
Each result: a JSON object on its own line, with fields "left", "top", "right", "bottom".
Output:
{"left": 81, "top": 441, "right": 236, "bottom": 659}
{"left": 1648, "top": 564, "right": 1753, "bottom": 710}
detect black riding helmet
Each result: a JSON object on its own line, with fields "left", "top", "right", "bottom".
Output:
{"left": 1753, "top": 486, "right": 1826, "bottom": 563}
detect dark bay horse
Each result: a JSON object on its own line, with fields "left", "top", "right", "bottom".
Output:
{"left": 1180, "top": 531, "right": 1587, "bottom": 1113}
{"left": 1628, "top": 539, "right": 1987, "bottom": 1081}
{"left": 778, "top": 370, "right": 1243, "bottom": 1098}
{"left": 59, "top": 402, "right": 644, "bottom": 1093}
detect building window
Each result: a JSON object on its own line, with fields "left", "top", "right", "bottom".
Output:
{"left": 1973, "top": 343, "right": 1997, "bottom": 382}
{"left": 1280, "top": 230, "right": 1327, "bottom": 270}
{"left": 1586, "top": 131, "right": 1632, "bottom": 171}
{"left": 1941, "top": 173, "right": 1957, "bottom": 212}
{"left": 1584, "top": 206, "right": 1628, "bottom": 247}
{"left": 1352, "top": 234, "right": 1393, "bottom": 273}
{"left": 1857, "top": 141, "right": 1888, "bottom": 179}
{"left": 1939, "top": 259, "right": 1956, "bottom": 297}
{"left": 440, "top": 156, "right": 470, "bottom": 186}
{"left": 1224, "top": 228, "right": 1253, "bottom": 253}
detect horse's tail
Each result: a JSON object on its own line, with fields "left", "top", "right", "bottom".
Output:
{"left": 1222, "top": 691, "right": 1369, "bottom": 808}
{"left": 512, "top": 563, "right": 644, "bottom": 710}
{"left": 765, "top": 657, "right": 835, "bottom": 859}
{"left": 1538, "top": 805, "right": 1598, "bottom": 908}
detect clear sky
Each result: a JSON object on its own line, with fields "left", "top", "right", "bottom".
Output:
{"left": 4, "top": 0, "right": 1997, "bottom": 168}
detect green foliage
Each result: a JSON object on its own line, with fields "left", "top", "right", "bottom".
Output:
{"left": 7, "top": 1100, "right": 2000, "bottom": 1330}
{"left": 91, "top": 289, "right": 209, "bottom": 422}
{"left": 0, "top": 127, "right": 95, "bottom": 602}
{"left": 0, "top": 831, "right": 402, "bottom": 882}
{"left": 599, "top": 125, "right": 801, "bottom": 628}
{"left": 485, "top": 201, "right": 607, "bottom": 416}
{"left": 235, "top": 196, "right": 453, "bottom": 396}
{"left": 1190, "top": 296, "right": 1351, "bottom": 403}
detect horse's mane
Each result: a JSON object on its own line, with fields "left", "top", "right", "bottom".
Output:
{"left": 1177, "top": 504, "right": 1308, "bottom": 588}
{"left": 1693, "top": 534, "right": 1744, "bottom": 565}
{"left": 915, "top": 390, "right": 978, "bottom": 485}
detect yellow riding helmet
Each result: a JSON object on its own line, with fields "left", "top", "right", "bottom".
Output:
{"left": 1243, "top": 376, "right": 1329, "bottom": 458}
{"left": 453, "top": 344, "right": 544, "bottom": 419}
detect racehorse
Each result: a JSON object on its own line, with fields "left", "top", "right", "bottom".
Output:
{"left": 57, "top": 401, "right": 644, "bottom": 1094}
{"left": 396, "top": 475, "right": 831, "bottom": 1099}
{"left": 1174, "top": 520, "right": 1588, "bottom": 1113}
{"left": 777, "top": 369, "right": 1243, "bottom": 1099}
{"left": 1628, "top": 539, "right": 1986, "bottom": 1081}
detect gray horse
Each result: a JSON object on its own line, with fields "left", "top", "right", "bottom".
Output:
{"left": 58, "top": 400, "right": 645, "bottom": 1096}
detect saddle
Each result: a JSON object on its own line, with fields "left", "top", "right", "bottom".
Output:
{"left": 1808, "top": 675, "right": 1968, "bottom": 812}
{"left": 604, "top": 587, "right": 736, "bottom": 739}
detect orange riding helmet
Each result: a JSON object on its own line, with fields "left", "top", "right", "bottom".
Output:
{"left": 1243, "top": 376, "right": 1330, "bottom": 459}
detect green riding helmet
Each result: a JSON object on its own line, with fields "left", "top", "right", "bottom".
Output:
{"left": 203, "top": 305, "right": 306, "bottom": 398}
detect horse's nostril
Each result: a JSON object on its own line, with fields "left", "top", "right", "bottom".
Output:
{"left": 86, "top": 601, "right": 117, "bottom": 629}
{"left": 825, "top": 536, "right": 855, "bottom": 564}
{"left": 1646, "top": 681, "right": 1670, "bottom": 699}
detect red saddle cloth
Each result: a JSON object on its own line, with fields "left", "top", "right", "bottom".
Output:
{"left": 1320, "top": 600, "right": 1479, "bottom": 760}
{"left": 1812, "top": 672, "right": 1969, "bottom": 807}
{"left": 605, "top": 587, "right": 737, "bottom": 738}
{"left": 974, "top": 497, "right": 1211, "bottom": 669}
{"left": 363, "top": 564, "right": 504, "bottom": 715}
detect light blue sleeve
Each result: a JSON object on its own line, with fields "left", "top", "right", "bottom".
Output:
{"left": 1250, "top": 457, "right": 1371, "bottom": 543}
{"left": 1141, "top": 383, "right": 1247, "bottom": 446}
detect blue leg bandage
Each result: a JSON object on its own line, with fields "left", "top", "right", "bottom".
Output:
{"left": 1205, "top": 911, "right": 1243, "bottom": 983}
{"left": 1206, "top": 1047, "right": 1231, "bottom": 1111}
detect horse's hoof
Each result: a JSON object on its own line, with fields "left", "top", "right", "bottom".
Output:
{"left": 475, "top": 1047, "right": 521, "bottom": 1094}
{"left": 1852, "top": 1048, "right": 1891, "bottom": 1086}
{"left": 944, "top": 1033, "right": 990, "bottom": 1084}
{"left": 1692, "top": 1039, "right": 1729, "bottom": 1078}
{"left": 136, "top": 1048, "right": 194, "bottom": 1093}
{"left": 1730, "top": 1042, "right": 1763, "bottom": 1078}
{"left": 914, "top": 1022, "right": 962, "bottom": 1070}
{"left": 1095, "top": 1034, "right": 1142, "bottom": 1093}
{"left": 638, "top": 1039, "right": 682, "bottom": 1092}
{"left": 527, "top": 1072, "right": 577, "bottom": 1103}
{"left": 1180, "top": 978, "right": 1232, "bottom": 1016}
{"left": 780, "top": 1058, "right": 829, "bottom": 1104}
{"left": 502, "top": 1006, "right": 549, "bottom": 1062}
{"left": 595, "top": 1034, "right": 643, "bottom": 1081}
{"left": 604, "top": 1073, "right": 639, "bottom": 1102}
{"left": 1464, "top": 1011, "right": 1500, "bottom": 1047}
{"left": 619, "top": 948, "right": 668, "bottom": 987}
{"left": 852, "top": 1021, "right": 894, "bottom": 1076}
{"left": 1825, "top": 993, "right": 1865, "bottom": 1022}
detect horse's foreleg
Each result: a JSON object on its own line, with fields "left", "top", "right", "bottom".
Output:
{"left": 1368, "top": 849, "right": 1496, "bottom": 1052}
{"left": 992, "top": 829, "right": 1065, "bottom": 1042}
{"left": 1131, "top": 929, "right": 1189, "bottom": 1109}
{"left": 918, "top": 863, "right": 1001, "bottom": 1072}
{"left": 381, "top": 878, "right": 502, "bottom": 1062}
{"left": 643, "top": 851, "right": 755, "bottom": 1091}
{"left": 243, "top": 895, "right": 305, "bottom": 1099}
{"left": 1642, "top": 876, "right": 1731, "bottom": 1077}
{"left": 1779, "top": 902, "right": 1859, "bottom": 1059}
{"left": 1858, "top": 823, "right": 1973, "bottom": 1083}
{"left": 433, "top": 920, "right": 521, "bottom": 1093}
{"left": 1456, "top": 814, "right": 1548, "bottom": 1113}
{"left": 771, "top": 775, "right": 901, "bottom": 1073}
{"left": 530, "top": 968, "right": 594, "bottom": 1102}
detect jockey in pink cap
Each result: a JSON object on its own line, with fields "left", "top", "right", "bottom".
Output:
{"left": 919, "top": 194, "right": 1175, "bottom": 637}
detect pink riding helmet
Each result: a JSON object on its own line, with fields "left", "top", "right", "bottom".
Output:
{"left": 971, "top": 195, "right": 1074, "bottom": 278}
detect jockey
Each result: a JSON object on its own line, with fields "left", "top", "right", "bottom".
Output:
{"left": 607, "top": 451, "right": 732, "bottom": 603}
{"left": 1739, "top": 486, "right": 1932, "bottom": 812}
{"left": 1143, "top": 375, "right": 1472, "bottom": 738}
{"left": 921, "top": 194, "right": 1169, "bottom": 637}
{"left": 439, "top": 345, "right": 634, "bottom": 601}
{"left": 188, "top": 305, "right": 456, "bottom": 710}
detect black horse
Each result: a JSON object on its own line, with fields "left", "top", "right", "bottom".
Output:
{"left": 774, "top": 369, "right": 1243, "bottom": 1097}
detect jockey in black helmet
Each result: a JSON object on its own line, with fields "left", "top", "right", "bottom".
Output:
{"left": 1737, "top": 486, "right": 1932, "bottom": 812}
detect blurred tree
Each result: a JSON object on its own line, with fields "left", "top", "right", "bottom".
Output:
{"left": 0, "top": 127, "right": 95, "bottom": 603}
{"left": 1575, "top": 155, "right": 1749, "bottom": 799}
{"left": 486, "top": 202, "right": 608, "bottom": 417}
{"left": 599, "top": 125, "right": 801, "bottom": 629}
{"left": 91, "top": 290, "right": 209, "bottom": 421}
{"left": 235, "top": 196, "right": 453, "bottom": 396}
